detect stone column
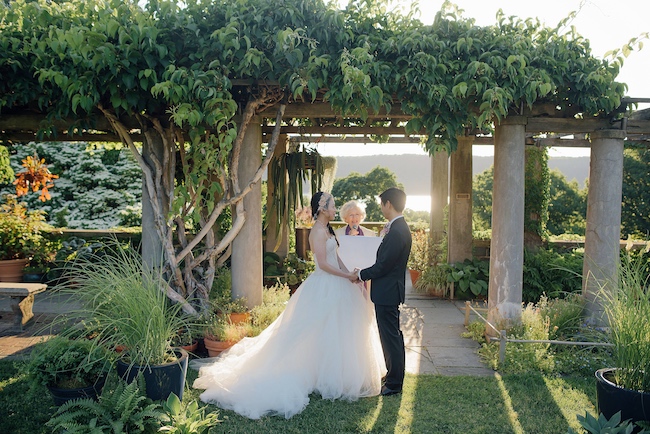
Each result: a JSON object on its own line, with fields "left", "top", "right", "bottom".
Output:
{"left": 429, "top": 151, "right": 448, "bottom": 248}
{"left": 487, "top": 116, "right": 527, "bottom": 331}
{"left": 448, "top": 136, "right": 474, "bottom": 263}
{"left": 582, "top": 129, "right": 625, "bottom": 325}
{"left": 265, "top": 134, "right": 289, "bottom": 258}
{"left": 231, "top": 117, "right": 263, "bottom": 308}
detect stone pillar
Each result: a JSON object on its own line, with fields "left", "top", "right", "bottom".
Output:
{"left": 429, "top": 151, "right": 448, "bottom": 248}
{"left": 448, "top": 136, "right": 474, "bottom": 263}
{"left": 265, "top": 134, "right": 289, "bottom": 258}
{"left": 231, "top": 117, "right": 263, "bottom": 308}
{"left": 487, "top": 116, "right": 527, "bottom": 331}
{"left": 582, "top": 129, "right": 625, "bottom": 325}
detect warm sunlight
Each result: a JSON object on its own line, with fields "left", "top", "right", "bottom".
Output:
{"left": 543, "top": 376, "right": 596, "bottom": 428}
{"left": 495, "top": 372, "right": 525, "bottom": 434}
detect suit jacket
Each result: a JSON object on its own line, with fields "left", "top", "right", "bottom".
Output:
{"left": 360, "top": 217, "right": 412, "bottom": 306}
{"left": 334, "top": 225, "right": 377, "bottom": 238}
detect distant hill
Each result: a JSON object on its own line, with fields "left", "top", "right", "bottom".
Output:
{"left": 332, "top": 154, "right": 590, "bottom": 195}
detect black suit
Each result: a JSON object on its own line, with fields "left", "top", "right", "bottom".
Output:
{"left": 359, "top": 216, "right": 411, "bottom": 391}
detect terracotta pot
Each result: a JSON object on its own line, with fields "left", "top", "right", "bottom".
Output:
{"left": 0, "top": 258, "right": 29, "bottom": 282}
{"left": 229, "top": 312, "right": 250, "bottom": 325}
{"left": 203, "top": 335, "right": 234, "bottom": 357}
{"left": 408, "top": 269, "right": 421, "bottom": 286}
{"left": 179, "top": 340, "right": 198, "bottom": 353}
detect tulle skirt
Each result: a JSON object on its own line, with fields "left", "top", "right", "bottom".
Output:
{"left": 191, "top": 269, "right": 386, "bottom": 419}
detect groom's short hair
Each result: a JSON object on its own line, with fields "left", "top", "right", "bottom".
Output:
{"left": 380, "top": 188, "right": 406, "bottom": 212}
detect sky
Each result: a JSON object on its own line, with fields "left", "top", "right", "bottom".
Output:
{"left": 316, "top": 0, "right": 649, "bottom": 158}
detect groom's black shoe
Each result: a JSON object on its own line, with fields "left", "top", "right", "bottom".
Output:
{"left": 380, "top": 385, "right": 402, "bottom": 396}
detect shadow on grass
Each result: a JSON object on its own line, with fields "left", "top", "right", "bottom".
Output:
{"left": 191, "top": 371, "right": 597, "bottom": 434}
{"left": 0, "top": 361, "right": 597, "bottom": 434}
{"left": 499, "top": 372, "right": 597, "bottom": 434}
{"left": 0, "top": 361, "right": 56, "bottom": 434}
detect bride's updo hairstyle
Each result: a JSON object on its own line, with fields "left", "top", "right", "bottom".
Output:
{"left": 311, "top": 192, "right": 337, "bottom": 242}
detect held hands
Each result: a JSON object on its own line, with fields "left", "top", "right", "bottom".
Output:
{"left": 348, "top": 268, "right": 361, "bottom": 283}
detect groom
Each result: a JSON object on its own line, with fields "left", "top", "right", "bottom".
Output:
{"left": 357, "top": 187, "right": 412, "bottom": 396}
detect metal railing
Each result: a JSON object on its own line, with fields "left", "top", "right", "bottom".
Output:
{"left": 463, "top": 301, "right": 613, "bottom": 365}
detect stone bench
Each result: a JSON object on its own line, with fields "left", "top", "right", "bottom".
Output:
{"left": 0, "top": 283, "right": 47, "bottom": 330}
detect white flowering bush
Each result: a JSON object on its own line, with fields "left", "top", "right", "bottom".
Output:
{"left": 0, "top": 142, "right": 141, "bottom": 229}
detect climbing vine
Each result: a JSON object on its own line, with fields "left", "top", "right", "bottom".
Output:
{"left": 0, "top": 0, "right": 637, "bottom": 312}
{"left": 524, "top": 147, "right": 550, "bottom": 242}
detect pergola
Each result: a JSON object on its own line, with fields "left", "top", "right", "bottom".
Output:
{"left": 3, "top": 94, "right": 650, "bottom": 328}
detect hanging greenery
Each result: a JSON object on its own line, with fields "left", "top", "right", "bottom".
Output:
{"left": 268, "top": 145, "right": 324, "bottom": 238}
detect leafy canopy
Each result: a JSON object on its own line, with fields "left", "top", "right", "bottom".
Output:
{"left": 0, "top": 0, "right": 629, "bottom": 153}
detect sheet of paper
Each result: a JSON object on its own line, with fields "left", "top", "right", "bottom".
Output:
{"left": 337, "top": 235, "right": 382, "bottom": 271}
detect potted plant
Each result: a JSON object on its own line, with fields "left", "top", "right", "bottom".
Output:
{"left": 223, "top": 298, "right": 250, "bottom": 325}
{"left": 22, "top": 237, "right": 59, "bottom": 283}
{"left": 595, "top": 249, "right": 650, "bottom": 426}
{"left": 414, "top": 264, "right": 449, "bottom": 297}
{"left": 26, "top": 336, "right": 112, "bottom": 406}
{"left": 208, "top": 266, "right": 250, "bottom": 323}
{"left": 202, "top": 315, "right": 252, "bottom": 357}
{"left": 59, "top": 242, "right": 191, "bottom": 401}
{"left": 46, "top": 374, "right": 165, "bottom": 433}
{"left": 0, "top": 195, "right": 49, "bottom": 282}
{"left": 172, "top": 325, "right": 199, "bottom": 354}
{"left": 407, "top": 230, "right": 429, "bottom": 286}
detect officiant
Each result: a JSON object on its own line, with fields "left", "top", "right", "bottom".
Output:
{"left": 335, "top": 201, "right": 377, "bottom": 238}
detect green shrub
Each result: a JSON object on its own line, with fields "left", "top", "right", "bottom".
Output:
{"left": 160, "top": 393, "right": 221, "bottom": 433}
{"left": 523, "top": 248, "right": 583, "bottom": 302}
{"left": 408, "top": 229, "right": 429, "bottom": 272}
{"left": 26, "top": 336, "right": 112, "bottom": 389}
{"left": 0, "top": 195, "right": 50, "bottom": 260}
{"left": 251, "top": 282, "right": 290, "bottom": 332}
{"left": 471, "top": 295, "right": 599, "bottom": 374}
{"left": 538, "top": 293, "right": 585, "bottom": 341}
{"left": 46, "top": 374, "right": 164, "bottom": 433}
{"left": 445, "top": 258, "right": 489, "bottom": 298}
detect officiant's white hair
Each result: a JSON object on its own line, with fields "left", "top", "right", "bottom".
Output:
{"left": 339, "top": 200, "right": 366, "bottom": 221}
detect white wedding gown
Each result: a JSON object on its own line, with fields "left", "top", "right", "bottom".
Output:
{"left": 191, "top": 237, "right": 386, "bottom": 419}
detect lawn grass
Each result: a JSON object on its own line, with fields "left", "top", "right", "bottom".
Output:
{"left": 0, "top": 360, "right": 596, "bottom": 433}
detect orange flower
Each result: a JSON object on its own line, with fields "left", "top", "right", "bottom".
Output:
{"left": 13, "top": 155, "right": 59, "bottom": 202}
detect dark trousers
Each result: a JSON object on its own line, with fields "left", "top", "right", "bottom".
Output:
{"left": 375, "top": 304, "right": 405, "bottom": 390}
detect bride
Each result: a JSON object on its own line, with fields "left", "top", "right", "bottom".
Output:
{"left": 191, "top": 192, "right": 386, "bottom": 419}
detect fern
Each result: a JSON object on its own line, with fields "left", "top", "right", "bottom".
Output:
{"left": 47, "top": 374, "right": 164, "bottom": 433}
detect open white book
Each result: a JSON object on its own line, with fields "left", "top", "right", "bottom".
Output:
{"left": 337, "top": 235, "right": 382, "bottom": 271}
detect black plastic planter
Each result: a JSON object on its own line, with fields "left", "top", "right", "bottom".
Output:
{"left": 116, "top": 349, "right": 188, "bottom": 401}
{"left": 596, "top": 368, "right": 650, "bottom": 427}
{"left": 47, "top": 375, "right": 107, "bottom": 406}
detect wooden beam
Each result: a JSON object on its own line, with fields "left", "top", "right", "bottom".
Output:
{"left": 1, "top": 132, "right": 133, "bottom": 143}
{"left": 0, "top": 111, "right": 139, "bottom": 132}
{"left": 257, "top": 102, "right": 412, "bottom": 119}
{"left": 262, "top": 134, "right": 425, "bottom": 144}
{"left": 261, "top": 125, "right": 413, "bottom": 135}
{"left": 525, "top": 118, "right": 610, "bottom": 133}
